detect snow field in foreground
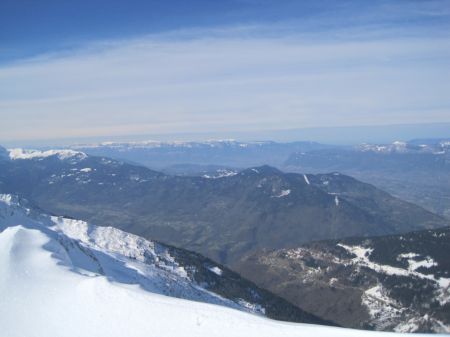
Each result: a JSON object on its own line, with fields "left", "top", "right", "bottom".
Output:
{"left": 0, "top": 195, "right": 439, "bottom": 337}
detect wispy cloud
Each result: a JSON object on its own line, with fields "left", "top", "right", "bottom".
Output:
{"left": 1, "top": 21, "right": 449, "bottom": 141}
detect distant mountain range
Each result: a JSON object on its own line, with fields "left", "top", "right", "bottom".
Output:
{"left": 63, "top": 138, "right": 450, "bottom": 218}
{"left": 67, "top": 138, "right": 450, "bottom": 167}
{"left": 285, "top": 138, "right": 450, "bottom": 218}
{"left": 0, "top": 146, "right": 446, "bottom": 267}
{"left": 235, "top": 226, "right": 450, "bottom": 333}
{"left": 356, "top": 139, "right": 450, "bottom": 154}
{"left": 1, "top": 144, "right": 449, "bottom": 334}
{"left": 69, "top": 140, "right": 332, "bottom": 169}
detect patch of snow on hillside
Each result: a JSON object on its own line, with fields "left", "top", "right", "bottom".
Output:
{"left": 203, "top": 170, "right": 238, "bottom": 179}
{"left": 339, "top": 243, "right": 450, "bottom": 307}
{"left": 398, "top": 253, "right": 419, "bottom": 259}
{"left": 395, "top": 315, "right": 449, "bottom": 334}
{"left": 403, "top": 255, "right": 437, "bottom": 271}
{"left": 362, "top": 285, "right": 450, "bottom": 333}
{"left": 303, "top": 174, "right": 310, "bottom": 185}
{"left": 329, "top": 278, "right": 338, "bottom": 286}
{"left": 436, "top": 279, "right": 450, "bottom": 305}
{"left": 273, "top": 189, "right": 291, "bottom": 198}
{"left": 0, "top": 194, "right": 14, "bottom": 205}
{"left": 358, "top": 141, "right": 407, "bottom": 153}
{"left": 209, "top": 266, "right": 223, "bottom": 276}
{"left": 334, "top": 196, "right": 339, "bottom": 206}
{"left": 362, "top": 285, "right": 404, "bottom": 329}
{"left": 338, "top": 244, "right": 373, "bottom": 261}
{"left": 80, "top": 168, "right": 92, "bottom": 173}
{"left": 237, "top": 299, "right": 266, "bottom": 315}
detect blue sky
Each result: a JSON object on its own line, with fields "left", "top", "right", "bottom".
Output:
{"left": 1, "top": 0, "right": 449, "bottom": 143}
{"left": 1, "top": 0, "right": 350, "bottom": 62}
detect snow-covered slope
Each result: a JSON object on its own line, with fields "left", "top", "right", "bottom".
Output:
{"left": 0, "top": 194, "right": 260, "bottom": 312}
{"left": 0, "top": 194, "right": 433, "bottom": 337}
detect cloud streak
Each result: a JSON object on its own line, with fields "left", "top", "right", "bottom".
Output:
{"left": 1, "top": 23, "right": 450, "bottom": 141}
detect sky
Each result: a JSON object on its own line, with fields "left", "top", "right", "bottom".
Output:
{"left": 1, "top": 0, "right": 450, "bottom": 144}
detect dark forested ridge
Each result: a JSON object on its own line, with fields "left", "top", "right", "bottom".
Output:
{"left": 0, "top": 148, "right": 446, "bottom": 266}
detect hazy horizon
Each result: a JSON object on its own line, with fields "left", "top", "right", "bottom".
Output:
{"left": 1, "top": 0, "right": 450, "bottom": 143}
{"left": 1, "top": 122, "right": 448, "bottom": 148}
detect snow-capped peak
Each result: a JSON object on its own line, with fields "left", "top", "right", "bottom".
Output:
{"left": 8, "top": 148, "right": 87, "bottom": 161}
{"left": 356, "top": 140, "right": 449, "bottom": 155}
{"left": 357, "top": 142, "right": 407, "bottom": 153}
